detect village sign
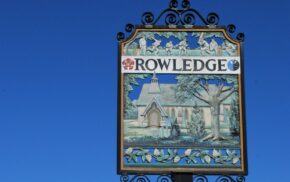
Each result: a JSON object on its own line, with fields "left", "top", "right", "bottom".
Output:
{"left": 117, "top": 0, "right": 247, "bottom": 178}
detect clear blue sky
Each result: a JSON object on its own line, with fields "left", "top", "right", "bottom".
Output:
{"left": 0, "top": 0, "right": 289, "bottom": 181}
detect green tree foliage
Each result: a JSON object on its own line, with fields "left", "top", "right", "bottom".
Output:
{"left": 124, "top": 74, "right": 148, "bottom": 119}
{"left": 135, "top": 32, "right": 156, "bottom": 40}
{"left": 191, "top": 32, "right": 225, "bottom": 39}
{"left": 188, "top": 105, "right": 206, "bottom": 138}
{"left": 176, "top": 75, "right": 238, "bottom": 141}
{"left": 229, "top": 94, "right": 240, "bottom": 135}
{"left": 135, "top": 32, "right": 188, "bottom": 41}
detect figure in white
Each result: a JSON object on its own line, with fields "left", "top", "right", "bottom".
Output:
{"left": 198, "top": 32, "right": 210, "bottom": 55}
{"left": 223, "top": 41, "right": 236, "bottom": 56}
{"left": 178, "top": 39, "right": 188, "bottom": 55}
{"left": 139, "top": 36, "right": 147, "bottom": 56}
{"left": 147, "top": 38, "right": 161, "bottom": 55}
{"left": 209, "top": 39, "right": 218, "bottom": 55}
{"left": 165, "top": 41, "right": 174, "bottom": 55}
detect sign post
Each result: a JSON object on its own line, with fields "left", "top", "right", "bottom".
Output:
{"left": 117, "top": 1, "right": 247, "bottom": 181}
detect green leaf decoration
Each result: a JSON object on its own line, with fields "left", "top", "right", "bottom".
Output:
{"left": 160, "top": 149, "right": 165, "bottom": 157}
{"left": 123, "top": 148, "right": 240, "bottom": 166}
{"left": 168, "top": 149, "right": 173, "bottom": 156}
{"left": 174, "top": 149, "right": 178, "bottom": 155}
{"left": 193, "top": 152, "right": 200, "bottom": 157}
{"left": 142, "top": 156, "right": 146, "bottom": 162}
{"left": 157, "top": 157, "right": 164, "bottom": 162}
{"left": 133, "top": 155, "right": 138, "bottom": 163}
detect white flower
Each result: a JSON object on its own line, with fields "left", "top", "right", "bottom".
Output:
{"left": 184, "top": 149, "right": 192, "bottom": 156}
{"left": 154, "top": 149, "right": 160, "bottom": 156}
{"left": 212, "top": 149, "right": 221, "bottom": 158}
{"left": 173, "top": 156, "right": 181, "bottom": 163}
{"left": 204, "top": 155, "right": 211, "bottom": 164}
{"left": 125, "top": 148, "right": 133, "bottom": 155}
{"left": 145, "top": 154, "right": 152, "bottom": 162}
{"left": 233, "top": 157, "right": 240, "bottom": 164}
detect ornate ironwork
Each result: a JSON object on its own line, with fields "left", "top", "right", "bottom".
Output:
{"left": 192, "top": 175, "right": 208, "bottom": 182}
{"left": 120, "top": 175, "right": 245, "bottom": 182}
{"left": 120, "top": 175, "right": 171, "bottom": 182}
{"left": 117, "top": 0, "right": 244, "bottom": 42}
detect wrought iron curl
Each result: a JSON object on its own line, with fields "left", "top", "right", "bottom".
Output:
{"left": 236, "top": 33, "right": 245, "bottom": 42}
{"left": 192, "top": 175, "right": 209, "bottom": 182}
{"left": 121, "top": 175, "right": 150, "bottom": 182}
{"left": 169, "top": 0, "right": 178, "bottom": 8}
{"left": 181, "top": 12, "right": 196, "bottom": 25}
{"left": 227, "top": 24, "right": 236, "bottom": 34}
{"left": 215, "top": 175, "right": 235, "bottom": 182}
{"left": 236, "top": 176, "right": 245, "bottom": 182}
{"left": 120, "top": 175, "right": 130, "bottom": 182}
{"left": 117, "top": 32, "right": 125, "bottom": 41}
{"left": 165, "top": 12, "right": 180, "bottom": 25}
{"left": 206, "top": 12, "right": 219, "bottom": 26}
{"left": 142, "top": 12, "right": 155, "bottom": 25}
{"left": 157, "top": 175, "right": 171, "bottom": 182}
{"left": 131, "top": 175, "right": 150, "bottom": 182}
{"left": 182, "top": 0, "right": 191, "bottom": 9}
{"left": 125, "top": 24, "right": 135, "bottom": 33}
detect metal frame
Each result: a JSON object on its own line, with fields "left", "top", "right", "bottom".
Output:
{"left": 117, "top": 0, "right": 247, "bottom": 180}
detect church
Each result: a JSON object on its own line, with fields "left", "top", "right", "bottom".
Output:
{"left": 135, "top": 73, "right": 232, "bottom": 129}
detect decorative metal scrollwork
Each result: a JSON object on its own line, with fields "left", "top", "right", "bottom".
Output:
{"left": 216, "top": 175, "right": 235, "bottom": 182}
{"left": 117, "top": 0, "right": 244, "bottom": 42}
{"left": 192, "top": 175, "right": 208, "bottom": 182}
{"left": 125, "top": 24, "right": 135, "bottom": 33}
{"left": 157, "top": 175, "right": 172, "bottom": 182}
{"left": 121, "top": 175, "right": 171, "bottom": 182}
{"left": 235, "top": 176, "right": 246, "bottom": 182}
{"left": 120, "top": 174, "right": 150, "bottom": 182}
{"left": 120, "top": 175, "right": 245, "bottom": 182}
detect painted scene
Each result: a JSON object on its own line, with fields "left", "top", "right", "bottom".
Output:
{"left": 124, "top": 73, "right": 240, "bottom": 148}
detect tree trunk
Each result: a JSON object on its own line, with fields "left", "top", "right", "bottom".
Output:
{"left": 210, "top": 102, "right": 221, "bottom": 139}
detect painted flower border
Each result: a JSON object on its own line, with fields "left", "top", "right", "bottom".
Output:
{"left": 124, "top": 148, "right": 240, "bottom": 166}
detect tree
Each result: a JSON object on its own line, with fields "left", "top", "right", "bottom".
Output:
{"left": 135, "top": 32, "right": 156, "bottom": 40}
{"left": 124, "top": 74, "right": 148, "bottom": 119}
{"left": 228, "top": 94, "right": 240, "bottom": 135}
{"left": 176, "top": 75, "right": 238, "bottom": 141}
{"left": 191, "top": 32, "right": 225, "bottom": 39}
{"left": 188, "top": 104, "right": 206, "bottom": 138}
{"left": 135, "top": 32, "right": 188, "bottom": 41}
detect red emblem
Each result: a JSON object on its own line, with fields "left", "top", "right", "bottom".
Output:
{"left": 122, "top": 58, "right": 135, "bottom": 70}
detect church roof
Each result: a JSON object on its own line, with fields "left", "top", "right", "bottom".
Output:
{"left": 141, "top": 97, "right": 168, "bottom": 117}
{"left": 136, "top": 83, "right": 232, "bottom": 107}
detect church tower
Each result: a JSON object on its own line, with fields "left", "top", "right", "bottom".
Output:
{"left": 148, "top": 72, "right": 160, "bottom": 94}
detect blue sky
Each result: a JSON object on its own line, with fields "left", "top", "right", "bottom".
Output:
{"left": 0, "top": 0, "right": 290, "bottom": 181}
